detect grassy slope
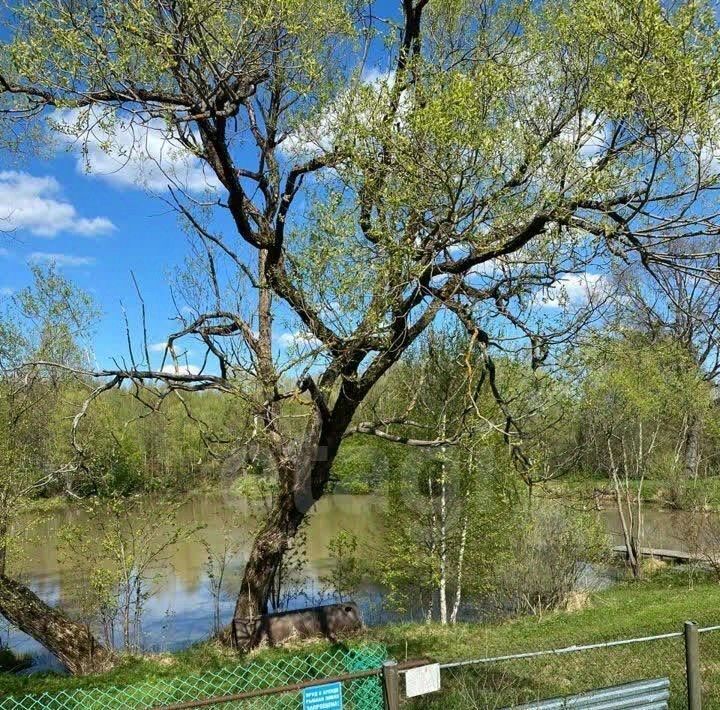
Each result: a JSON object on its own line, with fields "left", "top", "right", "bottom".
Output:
{"left": 376, "top": 569, "right": 720, "bottom": 663}
{"left": 544, "top": 471, "right": 720, "bottom": 510}
{"left": 1, "top": 568, "right": 718, "bottom": 701}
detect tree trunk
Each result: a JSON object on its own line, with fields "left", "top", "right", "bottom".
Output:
{"left": 438, "top": 459, "right": 448, "bottom": 626}
{"left": 0, "top": 575, "right": 114, "bottom": 674}
{"left": 683, "top": 415, "right": 702, "bottom": 479}
{"left": 231, "top": 402, "right": 351, "bottom": 645}
{"left": 0, "top": 521, "right": 7, "bottom": 577}
{"left": 232, "top": 484, "right": 306, "bottom": 625}
{"left": 426, "top": 473, "right": 437, "bottom": 625}
{"left": 608, "top": 440, "right": 642, "bottom": 578}
{"left": 450, "top": 508, "right": 469, "bottom": 625}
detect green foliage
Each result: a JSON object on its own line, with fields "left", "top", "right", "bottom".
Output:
{"left": 331, "top": 439, "right": 402, "bottom": 494}
{"left": 0, "top": 266, "right": 100, "bottom": 574}
{"left": 59, "top": 496, "right": 203, "bottom": 652}
{"left": 376, "top": 445, "right": 518, "bottom": 618}
{"left": 580, "top": 332, "right": 708, "bottom": 424}
{"left": 321, "top": 530, "right": 363, "bottom": 601}
{"left": 231, "top": 473, "right": 277, "bottom": 500}
{"left": 493, "top": 500, "right": 609, "bottom": 615}
{"left": 575, "top": 332, "right": 719, "bottom": 486}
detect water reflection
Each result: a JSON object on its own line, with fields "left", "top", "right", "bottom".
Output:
{"left": 3, "top": 494, "right": 705, "bottom": 674}
{"left": 5, "top": 492, "right": 386, "bottom": 673}
{"left": 599, "top": 506, "right": 701, "bottom": 551}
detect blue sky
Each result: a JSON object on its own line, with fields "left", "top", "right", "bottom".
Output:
{"left": 0, "top": 119, "right": 248, "bottom": 365}
{"left": 0, "top": 146, "right": 206, "bottom": 368}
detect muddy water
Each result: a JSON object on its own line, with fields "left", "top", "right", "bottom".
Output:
{"left": 5, "top": 493, "right": 386, "bottom": 671}
{"left": 2, "top": 493, "right": 704, "bottom": 672}
{"left": 600, "top": 505, "right": 701, "bottom": 551}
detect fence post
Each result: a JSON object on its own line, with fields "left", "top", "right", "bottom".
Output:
{"left": 685, "top": 621, "right": 702, "bottom": 710}
{"left": 382, "top": 660, "right": 400, "bottom": 710}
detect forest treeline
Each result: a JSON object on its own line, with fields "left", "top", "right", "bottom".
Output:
{"left": 2, "top": 266, "right": 720, "bottom": 670}
{"left": 3, "top": 266, "right": 719, "bottom": 508}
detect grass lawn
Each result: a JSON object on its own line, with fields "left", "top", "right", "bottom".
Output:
{"left": 1, "top": 568, "right": 718, "bottom": 707}
{"left": 377, "top": 569, "right": 720, "bottom": 709}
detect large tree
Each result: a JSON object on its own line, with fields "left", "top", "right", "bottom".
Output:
{"left": 3, "top": 0, "right": 720, "bottom": 651}
{"left": 611, "top": 247, "right": 720, "bottom": 477}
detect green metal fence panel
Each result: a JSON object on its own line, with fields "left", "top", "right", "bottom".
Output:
{"left": 0, "top": 644, "right": 388, "bottom": 710}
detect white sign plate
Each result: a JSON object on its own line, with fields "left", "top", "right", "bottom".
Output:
{"left": 405, "top": 663, "right": 441, "bottom": 698}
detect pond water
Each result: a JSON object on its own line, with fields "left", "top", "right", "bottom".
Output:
{"left": 5, "top": 493, "right": 388, "bottom": 672}
{"left": 2, "top": 492, "right": 705, "bottom": 673}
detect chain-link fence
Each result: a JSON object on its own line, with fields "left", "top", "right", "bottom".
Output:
{"left": 698, "top": 624, "right": 720, "bottom": 708}
{"left": 0, "top": 644, "right": 387, "bottom": 710}
{"left": 5, "top": 625, "right": 720, "bottom": 709}
{"left": 398, "top": 627, "right": 720, "bottom": 709}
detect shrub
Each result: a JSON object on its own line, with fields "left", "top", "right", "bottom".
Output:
{"left": 492, "top": 501, "right": 609, "bottom": 616}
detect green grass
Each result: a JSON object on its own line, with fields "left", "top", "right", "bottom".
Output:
{"left": 0, "top": 636, "right": 377, "bottom": 698}
{"left": 375, "top": 569, "right": 720, "bottom": 709}
{"left": 374, "top": 568, "right": 718, "bottom": 662}
{"left": 545, "top": 471, "right": 720, "bottom": 510}
{"left": 1, "top": 569, "right": 719, "bottom": 706}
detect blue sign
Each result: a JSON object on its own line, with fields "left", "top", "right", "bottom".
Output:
{"left": 302, "top": 681, "right": 344, "bottom": 710}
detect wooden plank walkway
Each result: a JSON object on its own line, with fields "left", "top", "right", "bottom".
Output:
{"left": 611, "top": 545, "right": 706, "bottom": 563}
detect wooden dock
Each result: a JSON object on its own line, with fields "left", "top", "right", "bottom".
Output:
{"left": 611, "top": 545, "right": 706, "bottom": 564}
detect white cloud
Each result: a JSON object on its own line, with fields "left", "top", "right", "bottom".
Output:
{"left": 161, "top": 363, "right": 201, "bottom": 376}
{"left": 560, "top": 114, "right": 609, "bottom": 163}
{"left": 282, "top": 70, "right": 398, "bottom": 159}
{"left": 0, "top": 171, "right": 115, "bottom": 237}
{"left": 149, "top": 341, "right": 169, "bottom": 352}
{"left": 53, "top": 109, "right": 222, "bottom": 194}
{"left": 278, "top": 331, "right": 322, "bottom": 349}
{"left": 29, "top": 252, "right": 95, "bottom": 267}
{"left": 283, "top": 107, "right": 339, "bottom": 158}
{"left": 537, "top": 273, "right": 608, "bottom": 309}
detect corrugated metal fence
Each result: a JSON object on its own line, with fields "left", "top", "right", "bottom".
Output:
{"left": 510, "top": 678, "right": 671, "bottom": 709}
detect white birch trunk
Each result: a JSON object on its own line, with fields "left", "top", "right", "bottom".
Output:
{"left": 450, "top": 507, "right": 468, "bottom": 625}
{"left": 439, "top": 446, "right": 448, "bottom": 626}
{"left": 426, "top": 473, "right": 437, "bottom": 624}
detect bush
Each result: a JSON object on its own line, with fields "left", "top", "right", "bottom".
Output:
{"left": 0, "top": 646, "right": 32, "bottom": 673}
{"left": 231, "top": 473, "right": 277, "bottom": 499}
{"left": 492, "top": 501, "right": 609, "bottom": 616}
{"left": 331, "top": 442, "right": 391, "bottom": 493}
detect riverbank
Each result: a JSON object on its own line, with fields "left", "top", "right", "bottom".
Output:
{"left": 544, "top": 472, "right": 720, "bottom": 511}
{"left": 2, "top": 567, "right": 717, "bottom": 699}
